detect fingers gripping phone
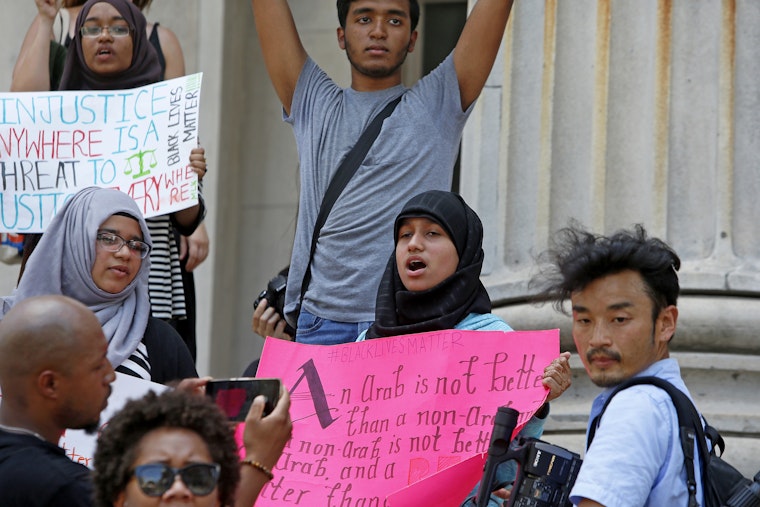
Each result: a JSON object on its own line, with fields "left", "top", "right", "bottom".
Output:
{"left": 205, "top": 378, "right": 281, "bottom": 421}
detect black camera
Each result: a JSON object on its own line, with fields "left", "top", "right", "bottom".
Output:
{"left": 724, "top": 471, "right": 760, "bottom": 507}
{"left": 506, "top": 439, "right": 582, "bottom": 507}
{"left": 253, "top": 267, "right": 296, "bottom": 337}
{"left": 468, "top": 406, "right": 582, "bottom": 507}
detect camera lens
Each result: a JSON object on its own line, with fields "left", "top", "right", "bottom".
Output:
{"left": 253, "top": 290, "right": 268, "bottom": 309}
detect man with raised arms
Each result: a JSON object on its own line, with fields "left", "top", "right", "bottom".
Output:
{"left": 251, "top": 0, "right": 514, "bottom": 344}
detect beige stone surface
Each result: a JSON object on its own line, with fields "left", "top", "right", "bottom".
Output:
{"left": 2, "top": 0, "right": 759, "bottom": 479}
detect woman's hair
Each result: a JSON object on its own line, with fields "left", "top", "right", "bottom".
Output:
{"left": 93, "top": 390, "right": 240, "bottom": 507}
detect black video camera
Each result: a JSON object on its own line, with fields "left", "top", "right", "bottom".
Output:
{"left": 467, "top": 406, "right": 583, "bottom": 507}
{"left": 253, "top": 267, "right": 296, "bottom": 337}
{"left": 505, "top": 439, "right": 582, "bottom": 507}
{"left": 724, "top": 471, "right": 760, "bottom": 507}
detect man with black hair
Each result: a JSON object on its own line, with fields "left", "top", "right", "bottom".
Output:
{"left": 537, "top": 224, "right": 706, "bottom": 506}
{"left": 0, "top": 295, "right": 115, "bottom": 507}
{"left": 250, "top": 0, "right": 514, "bottom": 344}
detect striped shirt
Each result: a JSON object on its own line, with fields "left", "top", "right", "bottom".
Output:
{"left": 115, "top": 341, "right": 151, "bottom": 380}
{"left": 146, "top": 216, "right": 186, "bottom": 320}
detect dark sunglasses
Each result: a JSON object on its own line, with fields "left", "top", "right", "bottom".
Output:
{"left": 133, "top": 462, "right": 221, "bottom": 497}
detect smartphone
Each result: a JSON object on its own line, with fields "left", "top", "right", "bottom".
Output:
{"left": 205, "top": 378, "right": 281, "bottom": 421}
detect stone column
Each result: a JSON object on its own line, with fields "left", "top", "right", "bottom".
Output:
{"left": 461, "top": 0, "right": 760, "bottom": 475}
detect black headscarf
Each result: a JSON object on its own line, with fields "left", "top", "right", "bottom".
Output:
{"left": 365, "top": 190, "right": 492, "bottom": 339}
{"left": 59, "top": 0, "right": 162, "bottom": 90}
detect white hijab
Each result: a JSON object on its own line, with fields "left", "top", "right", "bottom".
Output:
{"left": 1, "top": 187, "right": 152, "bottom": 368}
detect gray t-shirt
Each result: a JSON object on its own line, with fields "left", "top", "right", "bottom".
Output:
{"left": 284, "top": 53, "right": 473, "bottom": 324}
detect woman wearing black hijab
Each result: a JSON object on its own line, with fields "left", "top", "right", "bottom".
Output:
{"left": 358, "top": 190, "right": 572, "bottom": 505}
{"left": 59, "top": 0, "right": 161, "bottom": 90}
{"left": 19, "top": 0, "right": 207, "bottom": 356}
{"left": 362, "top": 190, "right": 510, "bottom": 339}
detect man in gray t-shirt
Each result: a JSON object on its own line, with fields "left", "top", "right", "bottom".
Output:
{"left": 251, "top": 0, "right": 514, "bottom": 345}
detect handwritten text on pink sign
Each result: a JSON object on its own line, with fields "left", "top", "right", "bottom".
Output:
{"left": 255, "top": 328, "right": 559, "bottom": 506}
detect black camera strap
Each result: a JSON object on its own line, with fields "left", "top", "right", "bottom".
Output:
{"left": 297, "top": 94, "right": 404, "bottom": 315}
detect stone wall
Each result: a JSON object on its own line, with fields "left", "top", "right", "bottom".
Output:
{"left": 461, "top": 0, "right": 760, "bottom": 476}
{"left": 2, "top": 0, "right": 758, "bottom": 476}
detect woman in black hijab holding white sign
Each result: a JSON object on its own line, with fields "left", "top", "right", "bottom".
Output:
{"left": 17, "top": 0, "right": 207, "bottom": 356}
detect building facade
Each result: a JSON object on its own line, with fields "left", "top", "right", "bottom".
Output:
{"left": 2, "top": 0, "right": 758, "bottom": 475}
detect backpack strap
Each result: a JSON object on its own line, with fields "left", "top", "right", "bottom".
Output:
{"left": 587, "top": 376, "right": 709, "bottom": 507}
{"left": 704, "top": 424, "right": 725, "bottom": 456}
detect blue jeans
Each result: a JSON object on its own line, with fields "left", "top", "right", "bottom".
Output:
{"left": 296, "top": 309, "right": 372, "bottom": 345}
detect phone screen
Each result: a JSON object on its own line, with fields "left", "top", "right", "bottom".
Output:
{"left": 205, "top": 378, "right": 281, "bottom": 421}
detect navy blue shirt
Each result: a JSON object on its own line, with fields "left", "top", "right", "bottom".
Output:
{"left": 0, "top": 428, "right": 94, "bottom": 506}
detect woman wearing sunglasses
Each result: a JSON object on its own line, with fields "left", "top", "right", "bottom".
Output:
{"left": 93, "top": 388, "right": 292, "bottom": 507}
{"left": 0, "top": 186, "right": 196, "bottom": 384}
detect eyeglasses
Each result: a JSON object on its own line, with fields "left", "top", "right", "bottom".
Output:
{"left": 80, "top": 25, "right": 132, "bottom": 38}
{"left": 133, "top": 463, "right": 221, "bottom": 497}
{"left": 96, "top": 231, "right": 151, "bottom": 259}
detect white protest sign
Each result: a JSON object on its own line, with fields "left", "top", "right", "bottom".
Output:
{"left": 0, "top": 73, "right": 203, "bottom": 232}
{"left": 59, "top": 373, "right": 168, "bottom": 468}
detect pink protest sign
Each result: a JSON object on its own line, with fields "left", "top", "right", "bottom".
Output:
{"left": 387, "top": 453, "right": 488, "bottom": 507}
{"left": 255, "top": 328, "right": 559, "bottom": 506}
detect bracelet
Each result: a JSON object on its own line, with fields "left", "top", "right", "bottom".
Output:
{"left": 241, "top": 459, "right": 274, "bottom": 481}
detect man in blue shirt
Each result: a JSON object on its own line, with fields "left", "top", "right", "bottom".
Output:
{"left": 536, "top": 224, "right": 705, "bottom": 507}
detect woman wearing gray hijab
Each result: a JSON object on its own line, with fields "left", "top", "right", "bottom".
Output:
{"left": 1, "top": 187, "right": 196, "bottom": 384}
{"left": 14, "top": 0, "right": 208, "bottom": 362}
